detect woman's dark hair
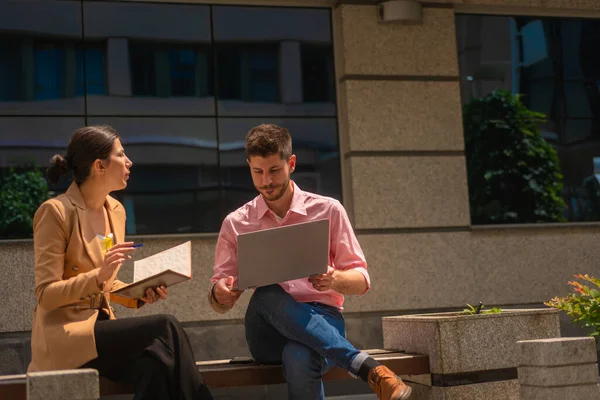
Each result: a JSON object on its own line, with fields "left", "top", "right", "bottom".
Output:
{"left": 47, "top": 125, "right": 120, "bottom": 185}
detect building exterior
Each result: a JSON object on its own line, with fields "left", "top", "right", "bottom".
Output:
{"left": 1, "top": 0, "right": 600, "bottom": 396}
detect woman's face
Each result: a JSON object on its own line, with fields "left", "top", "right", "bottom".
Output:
{"left": 103, "top": 138, "right": 132, "bottom": 191}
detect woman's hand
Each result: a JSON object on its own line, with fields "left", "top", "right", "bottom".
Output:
{"left": 96, "top": 242, "right": 137, "bottom": 285}
{"left": 141, "top": 286, "right": 168, "bottom": 304}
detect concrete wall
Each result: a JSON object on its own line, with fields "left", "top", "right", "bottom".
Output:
{"left": 3, "top": 0, "right": 600, "bottom": 378}
{"left": 333, "top": 1, "right": 600, "bottom": 314}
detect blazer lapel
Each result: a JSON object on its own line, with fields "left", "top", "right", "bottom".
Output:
{"left": 66, "top": 183, "right": 104, "bottom": 269}
{"left": 105, "top": 196, "right": 125, "bottom": 245}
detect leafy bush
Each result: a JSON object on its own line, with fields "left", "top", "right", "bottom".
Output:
{"left": 463, "top": 90, "right": 566, "bottom": 224}
{"left": 545, "top": 274, "right": 600, "bottom": 337}
{"left": 0, "top": 169, "right": 49, "bottom": 238}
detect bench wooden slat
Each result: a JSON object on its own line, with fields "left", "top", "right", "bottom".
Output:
{"left": 0, "top": 349, "right": 430, "bottom": 396}
{"left": 197, "top": 351, "right": 430, "bottom": 388}
{"left": 0, "top": 376, "right": 26, "bottom": 400}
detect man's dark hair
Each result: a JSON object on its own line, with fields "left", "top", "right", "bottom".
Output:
{"left": 245, "top": 124, "right": 292, "bottom": 160}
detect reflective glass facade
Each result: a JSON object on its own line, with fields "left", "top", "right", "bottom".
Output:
{"left": 0, "top": 1, "right": 339, "bottom": 237}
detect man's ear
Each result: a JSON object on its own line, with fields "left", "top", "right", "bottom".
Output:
{"left": 289, "top": 154, "right": 296, "bottom": 172}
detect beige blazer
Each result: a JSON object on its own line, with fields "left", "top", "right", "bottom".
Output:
{"left": 28, "top": 182, "right": 141, "bottom": 372}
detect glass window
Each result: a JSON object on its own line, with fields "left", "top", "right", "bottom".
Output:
{"left": 0, "top": 3, "right": 340, "bottom": 238}
{"left": 0, "top": 117, "right": 85, "bottom": 239}
{"left": 87, "top": 117, "right": 220, "bottom": 234}
{"left": 129, "top": 43, "right": 211, "bottom": 98}
{"left": 0, "top": 0, "right": 84, "bottom": 115}
{"left": 76, "top": 43, "right": 107, "bottom": 96}
{"left": 34, "top": 41, "right": 65, "bottom": 100}
{"left": 216, "top": 44, "right": 279, "bottom": 103}
{"left": 83, "top": 1, "right": 213, "bottom": 116}
{"left": 169, "top": 49, "right": 199, "bottom": 97}
{"left": 0, "top": 37, "right": 23, "bottom": 101}
{"left": 130, "top": 43, "right": 158, "bottom": 96}
{"left": 456, "top": 14, "right": 600, "bottom": 224}
{"left": 213, "top": 6, "right": 335, "bottom": 117}
{"left": 301, "top": 44, "right": 335, "bottom": 103}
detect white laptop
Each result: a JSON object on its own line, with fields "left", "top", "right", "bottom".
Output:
{"left": 236, "top": 219, "right": 330, "bottom": 290}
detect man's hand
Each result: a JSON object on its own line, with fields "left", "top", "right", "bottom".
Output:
{"left": 213, "top": 276, "right": 243, "bottom": 306}
{"left": 308, "top": 266, "right": 336, "bottom": 292}
{"left": 141, "top": 286, "right": 168, "bottom": 304}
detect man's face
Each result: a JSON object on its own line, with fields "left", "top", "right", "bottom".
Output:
{"left": 248, "top": 153, "right": 296, "bottom": 202}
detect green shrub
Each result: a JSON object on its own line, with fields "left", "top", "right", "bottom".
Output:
{"left": 463, "top": 89, "right": 566, "bottom": 224}
{"left": 546, "top": 274, "right": 600, "bottom": 337}
{"left": 0, "top": 169, "right": 50, "bottom": 238}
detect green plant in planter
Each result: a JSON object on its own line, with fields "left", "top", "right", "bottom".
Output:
{"left": 463, "top": 89, "right": 566, "bottom": 224}
{"left": 463, "top": 302, "right": 502, "bottom": 315}
{"left": 0, "top": 168, "right": 50, "bottom": 238}
{"left": 545, "top": 274, "right": 600, "bottom": 337}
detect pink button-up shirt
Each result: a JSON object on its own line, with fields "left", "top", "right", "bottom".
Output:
{"left": 212, "top": 182, "right": 370, "bottom": 310}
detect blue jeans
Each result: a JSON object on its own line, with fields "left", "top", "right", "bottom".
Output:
{"left": 244, "top": 284, "right": 369, "bottom": 400}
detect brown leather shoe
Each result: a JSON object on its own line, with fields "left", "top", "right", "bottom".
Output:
{"left": 368, "top": 365, "right": 412, "bottom": 400}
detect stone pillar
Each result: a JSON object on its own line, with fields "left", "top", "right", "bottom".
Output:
{"left": 517, "top": 337, "right": 600, "bottom": 400}
{"left": 27, "top": 368, "right": 99, "bottom": 400}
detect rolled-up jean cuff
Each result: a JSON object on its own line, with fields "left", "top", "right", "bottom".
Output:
{"left": 348, "top": 351, "right": 370, "bottom": 378}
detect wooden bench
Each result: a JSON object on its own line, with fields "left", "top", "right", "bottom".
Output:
{"left": 0, "top": 349, "right": 429, "bottom": 398}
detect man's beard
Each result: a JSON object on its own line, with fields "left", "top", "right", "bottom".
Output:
{"left": 257, "top": 175, "right": 290, "bottom": 202}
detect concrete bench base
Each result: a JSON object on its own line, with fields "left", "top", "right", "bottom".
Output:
{"left": 0, "top": 349, "right": 429, "bottom": 399}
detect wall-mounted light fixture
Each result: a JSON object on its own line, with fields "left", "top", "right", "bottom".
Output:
{"left": 377, "top": 0, "right": 423, "bottom": 25}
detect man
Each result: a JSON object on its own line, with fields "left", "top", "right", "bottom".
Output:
{"left": 208, "top": 124, "right": 411, "bottom": 400}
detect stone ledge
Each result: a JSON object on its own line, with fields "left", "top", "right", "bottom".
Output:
{"left": 518, "top": 363, "right": 599, "bottom": 387}
{"left": 520, "top": 383, "right": 600, "bottom": 400}
{"left": 517, "top": 337, "right": 598, "bottom": 367}
{"left": 0, "top": 336, "right": 30, "bottom": 375}
{"left": 27, "top": 369, "right": 99, "bottom": 400}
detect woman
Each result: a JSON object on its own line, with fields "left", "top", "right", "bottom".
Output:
{"left": 28, "top": 125, "right": 213, "bottom": 400}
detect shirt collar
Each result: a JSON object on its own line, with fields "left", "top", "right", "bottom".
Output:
{"left": 256, "top": 180, "right": 308, "bottom": 219}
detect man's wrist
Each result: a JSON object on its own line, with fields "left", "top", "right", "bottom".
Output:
{"left": 208, "top": 283, "right": 233, "bottom": 314}
{"left": 210, "top": 282, "right": 222, "bottom": 305}
{"left": 330, "top": 270, "right": 339, "bottom": 292}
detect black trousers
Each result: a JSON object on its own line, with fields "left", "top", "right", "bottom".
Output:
{"left": 82, "top": 313, "right": 213, "bottom": 400}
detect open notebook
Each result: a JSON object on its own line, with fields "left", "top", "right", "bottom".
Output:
{"left": 111, "top": 241, "right": 192, "bottom": 299}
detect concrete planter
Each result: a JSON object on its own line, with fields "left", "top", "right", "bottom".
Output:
{"left": 383, "top": 308, "right": 560, "bottom": 375}
{"left": 382, "top": 309, "right": 560, "bottom": 400}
